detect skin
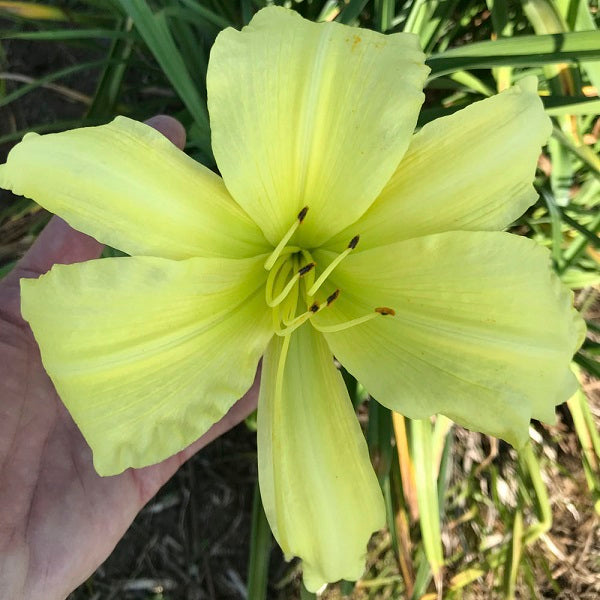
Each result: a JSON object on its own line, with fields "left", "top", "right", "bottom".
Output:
{"left": 0, "top": 116, "right": 259, "bottom": 600}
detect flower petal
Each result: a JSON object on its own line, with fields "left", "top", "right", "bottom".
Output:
{"left": 325, "top": 77, "right": 552, "bottom": 252}
{"left": 21, "top": 255, "right": 273, "bottom": 475}
{"left": 315, "top": 231, "right": 585, "bottom": 446}
{"left": 207, "top": 6, "right": 428, "bottom": 248}
{"left": 257, "top": 326, "right": 385, "bottom": 591}
{"left": 0, "top": 116, "right": 269, "bottom": 259}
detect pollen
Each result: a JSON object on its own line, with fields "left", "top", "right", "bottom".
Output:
{"left": 264, "top": 206, "right": 309, "bottom": 270}
{"left": 307, "top": 234, "right": 360, "bottom": 297}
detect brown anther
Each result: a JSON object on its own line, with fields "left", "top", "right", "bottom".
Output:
{"left": 375, "top": 306, "right": 396, "bottom": 316}
{"left": 310, "top": 303, "right": 320, "bottom": 313}
{"left": 348, "top": 235, "right": 360, "bottom": 250}
{"left": 326, "top": 289, "right": 340, "bottom": 305}
{"left": 297, "top": 206, "right": 309, "bottom": 223}
{"left": 298, "top": 262, "right": 316, "bottom": 276}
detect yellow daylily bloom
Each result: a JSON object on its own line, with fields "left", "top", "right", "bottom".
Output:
{"left": 0, "top": 6, "right": 585, "bottom": 592}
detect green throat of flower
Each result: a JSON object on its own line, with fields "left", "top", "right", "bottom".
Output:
{"left": 263, "top": 206, "right": 396, "bottom": 338}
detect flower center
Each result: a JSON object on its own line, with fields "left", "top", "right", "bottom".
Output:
{"left": 263, "top": 207, "right": 395, "bottom": 337}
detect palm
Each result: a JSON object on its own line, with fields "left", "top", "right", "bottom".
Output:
{"left": 0, "top": 305, "right": 151, "bottom": 599}
{"left": 0, "top": 117, "right": 257, "bottom": 600}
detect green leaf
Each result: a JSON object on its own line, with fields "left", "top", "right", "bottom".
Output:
{"left": 544, "top": 96, "right": 600, "bottom": 116}
{"left": 336, "top": 0, "right": 369, "bottom": 24}
{"left": 86, "top": 18, "right": 135, "bottom": 119}
{"left": 0, "top": 59, "right": 109, "bottom": 109}
{"left": 246, "top": 483, "right": 272, "bottom": 600}
{"left": 410, "top": 418, "right": 444, "bottom": 579}
{"left": 427, "top": 31, "right": 600, "bottom": 78}
{"left": 117, "top": 0, "right": 211, "bottom": 155}
{"left": 2, "top": 28, "right": 128, "bottom": 40}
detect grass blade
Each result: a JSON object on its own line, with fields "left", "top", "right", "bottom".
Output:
{"left": 427, "top": 31, "right": 600, "bottom": 78}
{"left": 392, "top": 411, "right": 419, "bottom": 521}
{"left": 567, "top": 374, "right": 600, "bottom": 513}
{"left": 410, "top": 418, "right": 444, "bottom": 583}
{"left": 0, "top": 0, "right": 69, "bottom": 20}
{"left": 86, "top": 17, "right": 135, "bottom": 119}
{"left": 336, "top": 0, "right": 369, "bottom": 24}
{"left": 117, "top": 0, "right": 211, "bottom": 154}
{"left": 0, "top": 59, "right": 109, "bottom": 108}
{"left": 3, "top": 28, "right": 127, "bottom": 40}
{"left": 247, "top": 482, "right": 272, "bottom": 600}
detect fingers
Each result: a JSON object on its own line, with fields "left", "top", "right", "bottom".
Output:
{"left": 129, "top": 367, "right": 261, "bottom": 506}
{"left": 144, "top": 115, "right": 187, "bottom": 150}
{"left": 0, "top": 217, "right": 105, "bottom": 324}
{"left": 12, "top": 217, "right": 105, "bottom": 280}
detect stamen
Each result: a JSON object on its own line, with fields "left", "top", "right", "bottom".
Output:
{"left": 298, "top": 262, "right": 316, "bottom": 276}
{"left": 267, "top": 262, "right": 315, "bottom": 308}
{"left": 275, "top": 334, "right": 292, "bottom": 403}
{"left": 264, "top": 207, "right": 309, "bottom": 270}
{"left": 326, "top": 289, "right": 340, "bottom": 305}
{"left": 265, "top": 255, "right": 293, "bottom": 306}
{"left": 313, "top": 306, "right": 395, "bottom": 333}
{"left": 307, "top": 235, "right": 360, "bottom": 296}
{"left": 275, "top": 311, "right": 313, "bottom": 336}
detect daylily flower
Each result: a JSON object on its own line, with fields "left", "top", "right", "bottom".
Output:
{"left": 0, "top": 6, "right": 584, "bottom": 591}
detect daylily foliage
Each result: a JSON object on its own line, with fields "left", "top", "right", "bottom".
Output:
{"left": 0, "top": 6, "right": 585, "bottom": 591}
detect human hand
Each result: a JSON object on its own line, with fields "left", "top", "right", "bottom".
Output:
{"left": 0, "top": 116, "right": 259, "bottom": 600}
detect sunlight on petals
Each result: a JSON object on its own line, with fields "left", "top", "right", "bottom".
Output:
{"left": 326, "top": 77, "right": 553, "bottom": 251}
{"left": 0, "top": 117, "right": 269, "bottom": 260}
{"left": 208, "top": 6, "right": 428, "bottom": 248}
{"left": 315, "top": 231, "right": 585, "bottom": 446}
{"left": 258, "top": 326, "right": 385, "bottom": 591}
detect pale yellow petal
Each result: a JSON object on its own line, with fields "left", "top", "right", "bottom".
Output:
{"left": 258, "top": 326, "right": 385, "bottom": 591}
{"left": 0, "top": 117, "right": 268, "bottom": 259}
{"left": 21, "top": 255, "right": 273, "bottom": 475}
{"left": 326, "top": 76, "right": 552, "bottom": 251}
{"left": 315, "top": 231, "right": 585, "bottom": 446}
{"left": 207, "top": 6, "right": 428, "bottom": 248}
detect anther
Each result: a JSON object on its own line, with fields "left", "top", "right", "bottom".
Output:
{"left": 267, "top": 262, "right": 315, "bottom": 308}
{"left": 264, "top": 206, "right": 310, "bottom": 270}
{"left": 326, "top": 289, "right": 340, "bottom": 305}
{"left": 297, "top": 206, "right": 309, "bottom": 222}
{"left": 307, "top": 234, "right": 360, "bottom": 297}
{"left": 298, "top": 262, "right": 316, "bottom": 276}
{"left": 313, "top": 306, "right": 397, "bottom": 333}
{"left": 310, "top": 302, "right": 320, "bottom": 313}
{"left": 348, "top": 235, "right": 360, "bottom": 250}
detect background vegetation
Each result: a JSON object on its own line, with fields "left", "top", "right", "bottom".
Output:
{"left": 0, "top": 0, "right": 599, "bottom": 598}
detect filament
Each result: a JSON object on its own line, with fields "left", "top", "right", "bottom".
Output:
{"left": 265, "top": 255, "right": 293, "bottom": 306}
{"left": 264, "top": 207, "right": 308, "bottom": 270}
{"left": 267, "top": 262, "right": 315, "bottom": 308}
{"left": 307, "top": 235, "right": 359, "bottom": 297}
{"left": 275, "top": 289, "right": 340, "bottom": 337}
{"left": 274, "top": 334, "right": 292, "bottom": 404}
{"left": 312, "top": 306, "right": 395, "bottom": 333}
